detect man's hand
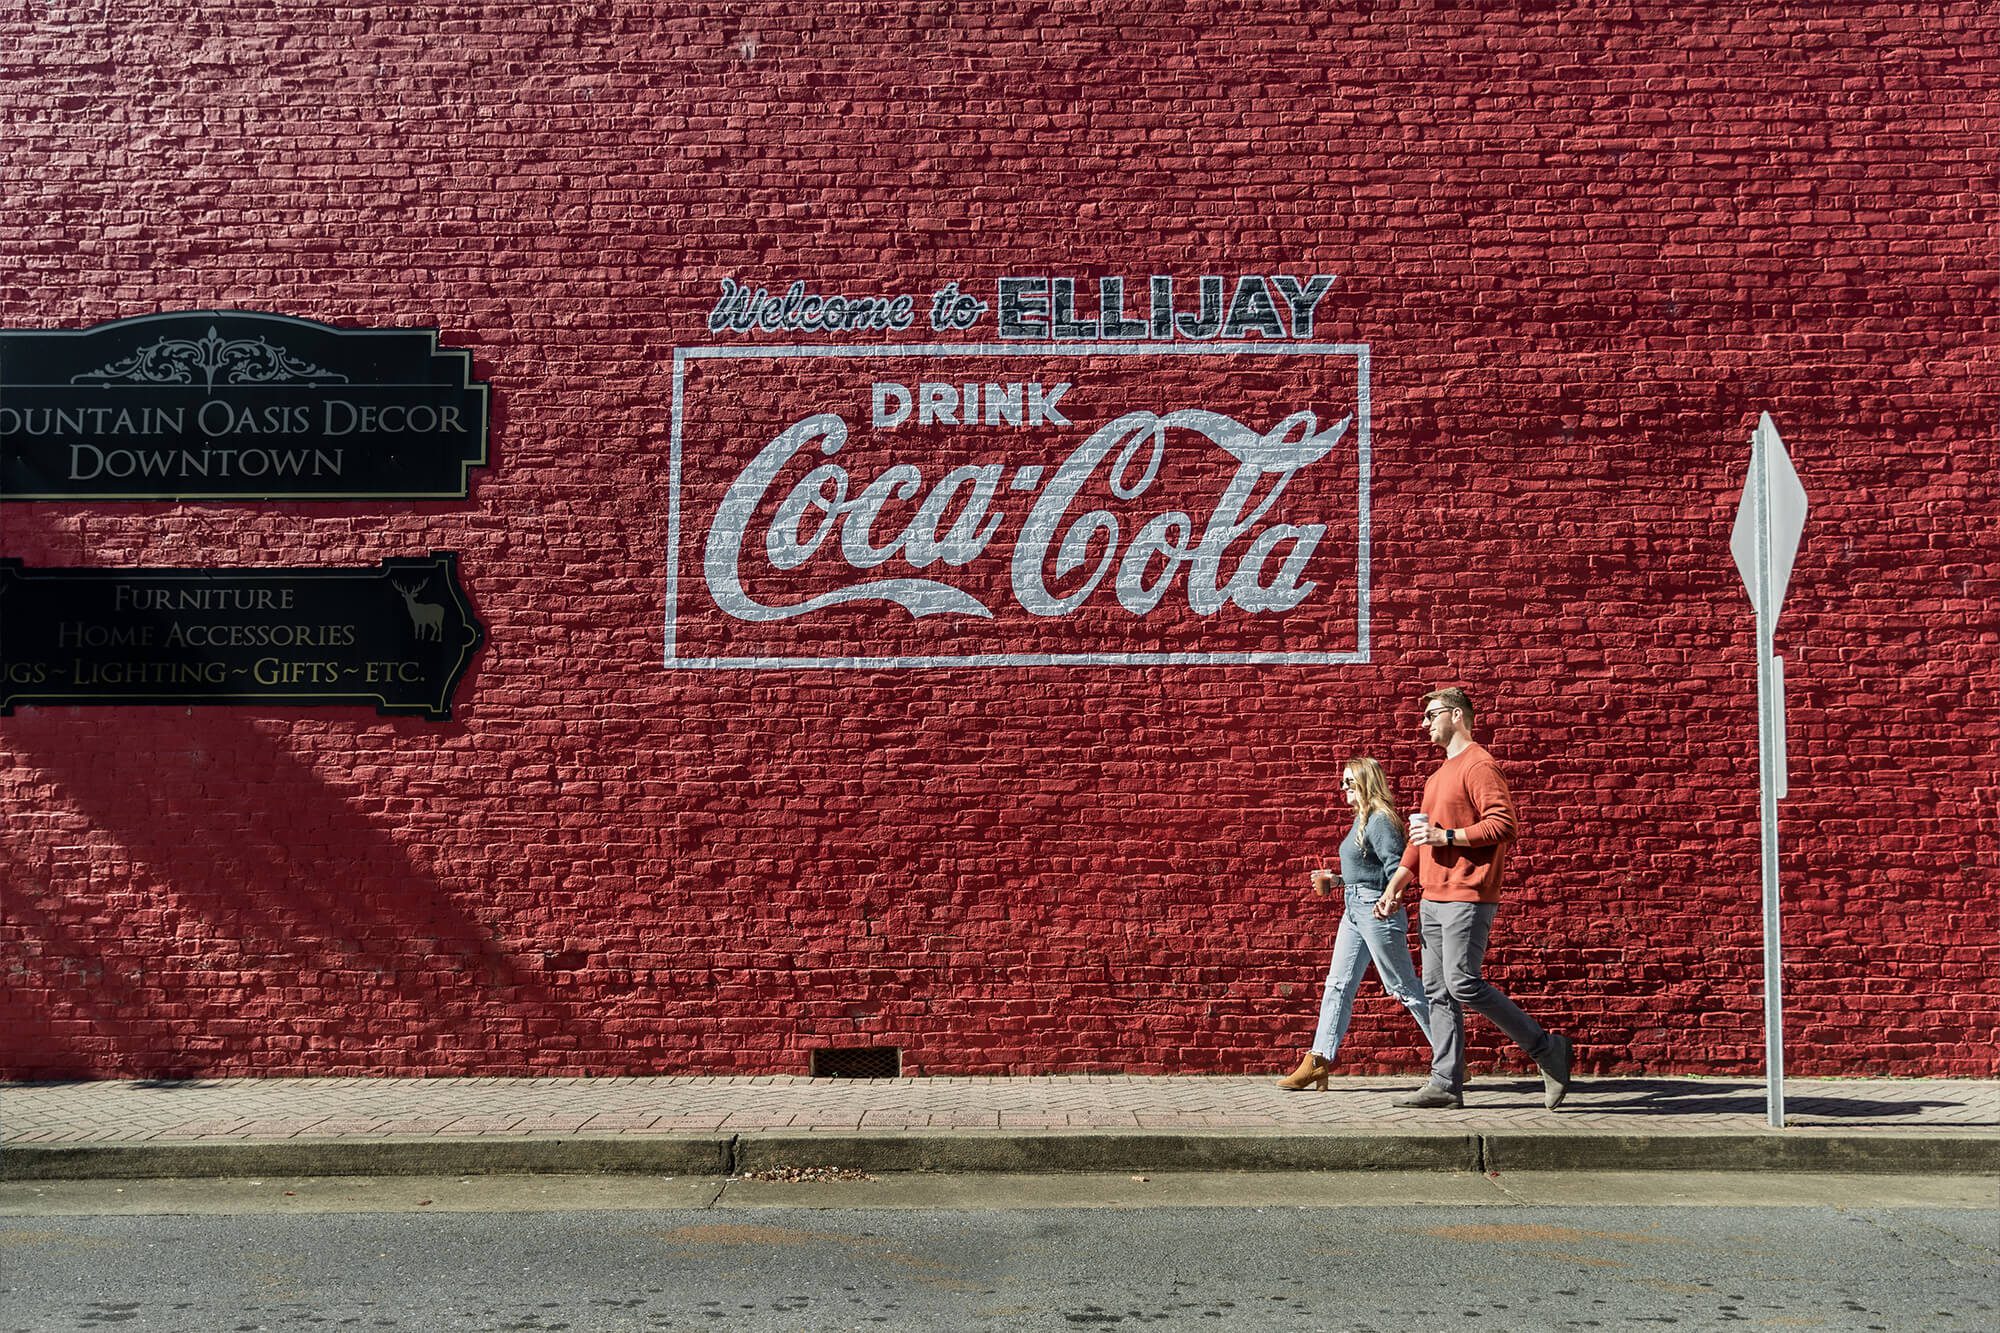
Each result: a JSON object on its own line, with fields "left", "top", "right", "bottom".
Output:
{"left": 1414, "top": 822, "right": 1451, "bottom": 847}
{"left": 1372, "top": 887, "right": 1403, "bottom": 920}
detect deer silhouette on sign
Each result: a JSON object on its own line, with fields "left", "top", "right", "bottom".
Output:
{"left": 392, "top": 577, "right": 446, "bottom": 641}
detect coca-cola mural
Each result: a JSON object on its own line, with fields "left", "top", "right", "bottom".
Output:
{"left": 670, "top": 312, "right": 1368, "bottom": 667}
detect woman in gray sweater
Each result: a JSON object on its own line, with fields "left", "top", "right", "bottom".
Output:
{"left": 1277, "top": 757, "right": 1436, "bottom": 1090}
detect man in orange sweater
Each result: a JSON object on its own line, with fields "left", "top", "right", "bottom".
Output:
{"left": 1376, "top": 687, "right": 1574, "bottom": 1110}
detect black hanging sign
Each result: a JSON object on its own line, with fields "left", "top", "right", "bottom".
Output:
{"left": 0, "top": 553, "right": 482, "bottom": 719}
{"left": 0, "top": 311, "right": 489, "bottom": 500}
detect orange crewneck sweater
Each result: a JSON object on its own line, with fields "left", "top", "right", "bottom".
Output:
{"left": 1399, "top": 742, "right": 1519, "bottom": 903}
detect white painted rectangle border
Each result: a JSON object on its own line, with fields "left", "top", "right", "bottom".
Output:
{"left": 665, "top": 342, "right": 1371, "bottom": 669}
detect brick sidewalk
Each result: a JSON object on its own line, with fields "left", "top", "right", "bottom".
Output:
{"left": 5, "top": 1075, "right": 1995, "bottom": 1146}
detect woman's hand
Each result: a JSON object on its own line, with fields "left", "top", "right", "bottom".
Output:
{"left": 1372, "top": 886, "right": 1404, "bottom": 920}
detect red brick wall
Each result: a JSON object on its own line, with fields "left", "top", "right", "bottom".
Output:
{"left": 3, "top": 1, "right": 1994, "bottom": 1079}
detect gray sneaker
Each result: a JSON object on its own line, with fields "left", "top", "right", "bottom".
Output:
{"left": 1392, "top": 1083, "right": 1463, "bottom": 1109}
{"left": 1541, "top": 1033, "right": 1575, "bottom": 1110}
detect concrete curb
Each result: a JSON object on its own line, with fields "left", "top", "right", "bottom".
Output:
{"left": 732, "top": 1131, "right": 1483, "bottom": 1175}
{"left": 4, "top": 1129, "right": 1994, "bottom": 1182}
{"left": 0, "top": 1136, "right": 732, "bottom": 1182}
{"left": 1481, "top": 1132, "right": 2000, "bottom": 1176}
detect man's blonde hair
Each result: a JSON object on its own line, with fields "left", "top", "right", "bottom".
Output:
{"left": 1422, "top": 687, "right": 1475, "bottom": 729}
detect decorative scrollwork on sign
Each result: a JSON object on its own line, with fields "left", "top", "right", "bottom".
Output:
{"left": 69, "top": 326, "right": 349, "bottom": 392}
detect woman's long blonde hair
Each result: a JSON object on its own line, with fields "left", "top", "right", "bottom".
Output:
{"left": 1343, "top": 757, "right": 1405, "bottom": 837}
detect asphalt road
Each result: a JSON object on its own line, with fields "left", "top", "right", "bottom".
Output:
{"left": 2, "top": 1173, "right": 1994, "bottom": 1332}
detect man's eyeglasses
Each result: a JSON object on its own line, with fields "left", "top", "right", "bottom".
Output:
{"left": 1423, "top": 707, "right": 1456, "bottom": 722}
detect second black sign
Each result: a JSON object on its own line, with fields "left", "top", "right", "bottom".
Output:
{"left": 0, "top": 553, "right": 483, "bottom": 719}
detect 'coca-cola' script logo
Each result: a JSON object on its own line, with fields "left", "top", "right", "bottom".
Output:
{"left": 668, "top": 346, "right": 1370, "bottom": 667}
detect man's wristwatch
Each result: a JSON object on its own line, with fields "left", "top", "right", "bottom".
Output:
{"left": 1445, "top": 829, "right": 1457, "bottom": 846}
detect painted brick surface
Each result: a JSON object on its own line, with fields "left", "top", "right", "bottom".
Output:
{"left": 2, "top": 2, "right": 1994, "bottom": 1079}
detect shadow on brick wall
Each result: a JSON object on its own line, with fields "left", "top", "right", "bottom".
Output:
{"left": 3, "top": 708, "right": 606, "bottom": 1079}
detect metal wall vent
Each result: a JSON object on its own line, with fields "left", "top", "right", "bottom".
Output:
{"left": 809, "top": 1046, "right": 902, "bottom": 1079}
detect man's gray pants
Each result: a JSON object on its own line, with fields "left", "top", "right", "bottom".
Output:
{"left": 1419, "top": 899, "right": 1559, "bottom": 1095}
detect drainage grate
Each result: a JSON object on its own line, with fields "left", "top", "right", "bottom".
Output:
{"left": 809, "top": 1046, "right": 902, "bottom": 1079}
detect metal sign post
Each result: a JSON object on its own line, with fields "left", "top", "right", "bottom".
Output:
{"left": 1730, "top": 412, "right": 1809, "bottom": 1129}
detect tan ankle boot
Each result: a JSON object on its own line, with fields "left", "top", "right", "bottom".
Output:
{"left": 1275, "top": 1051, "right": 1330, "bottom": 1091}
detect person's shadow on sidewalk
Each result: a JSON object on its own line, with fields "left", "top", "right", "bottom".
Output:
{"left": 1552, "top": 1077, "right": 1991, "bottom": 1125}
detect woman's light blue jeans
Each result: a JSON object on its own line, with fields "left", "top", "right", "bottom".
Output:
{"left": 1311, "top": 885, "right": 1434, "bottom": 1063}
